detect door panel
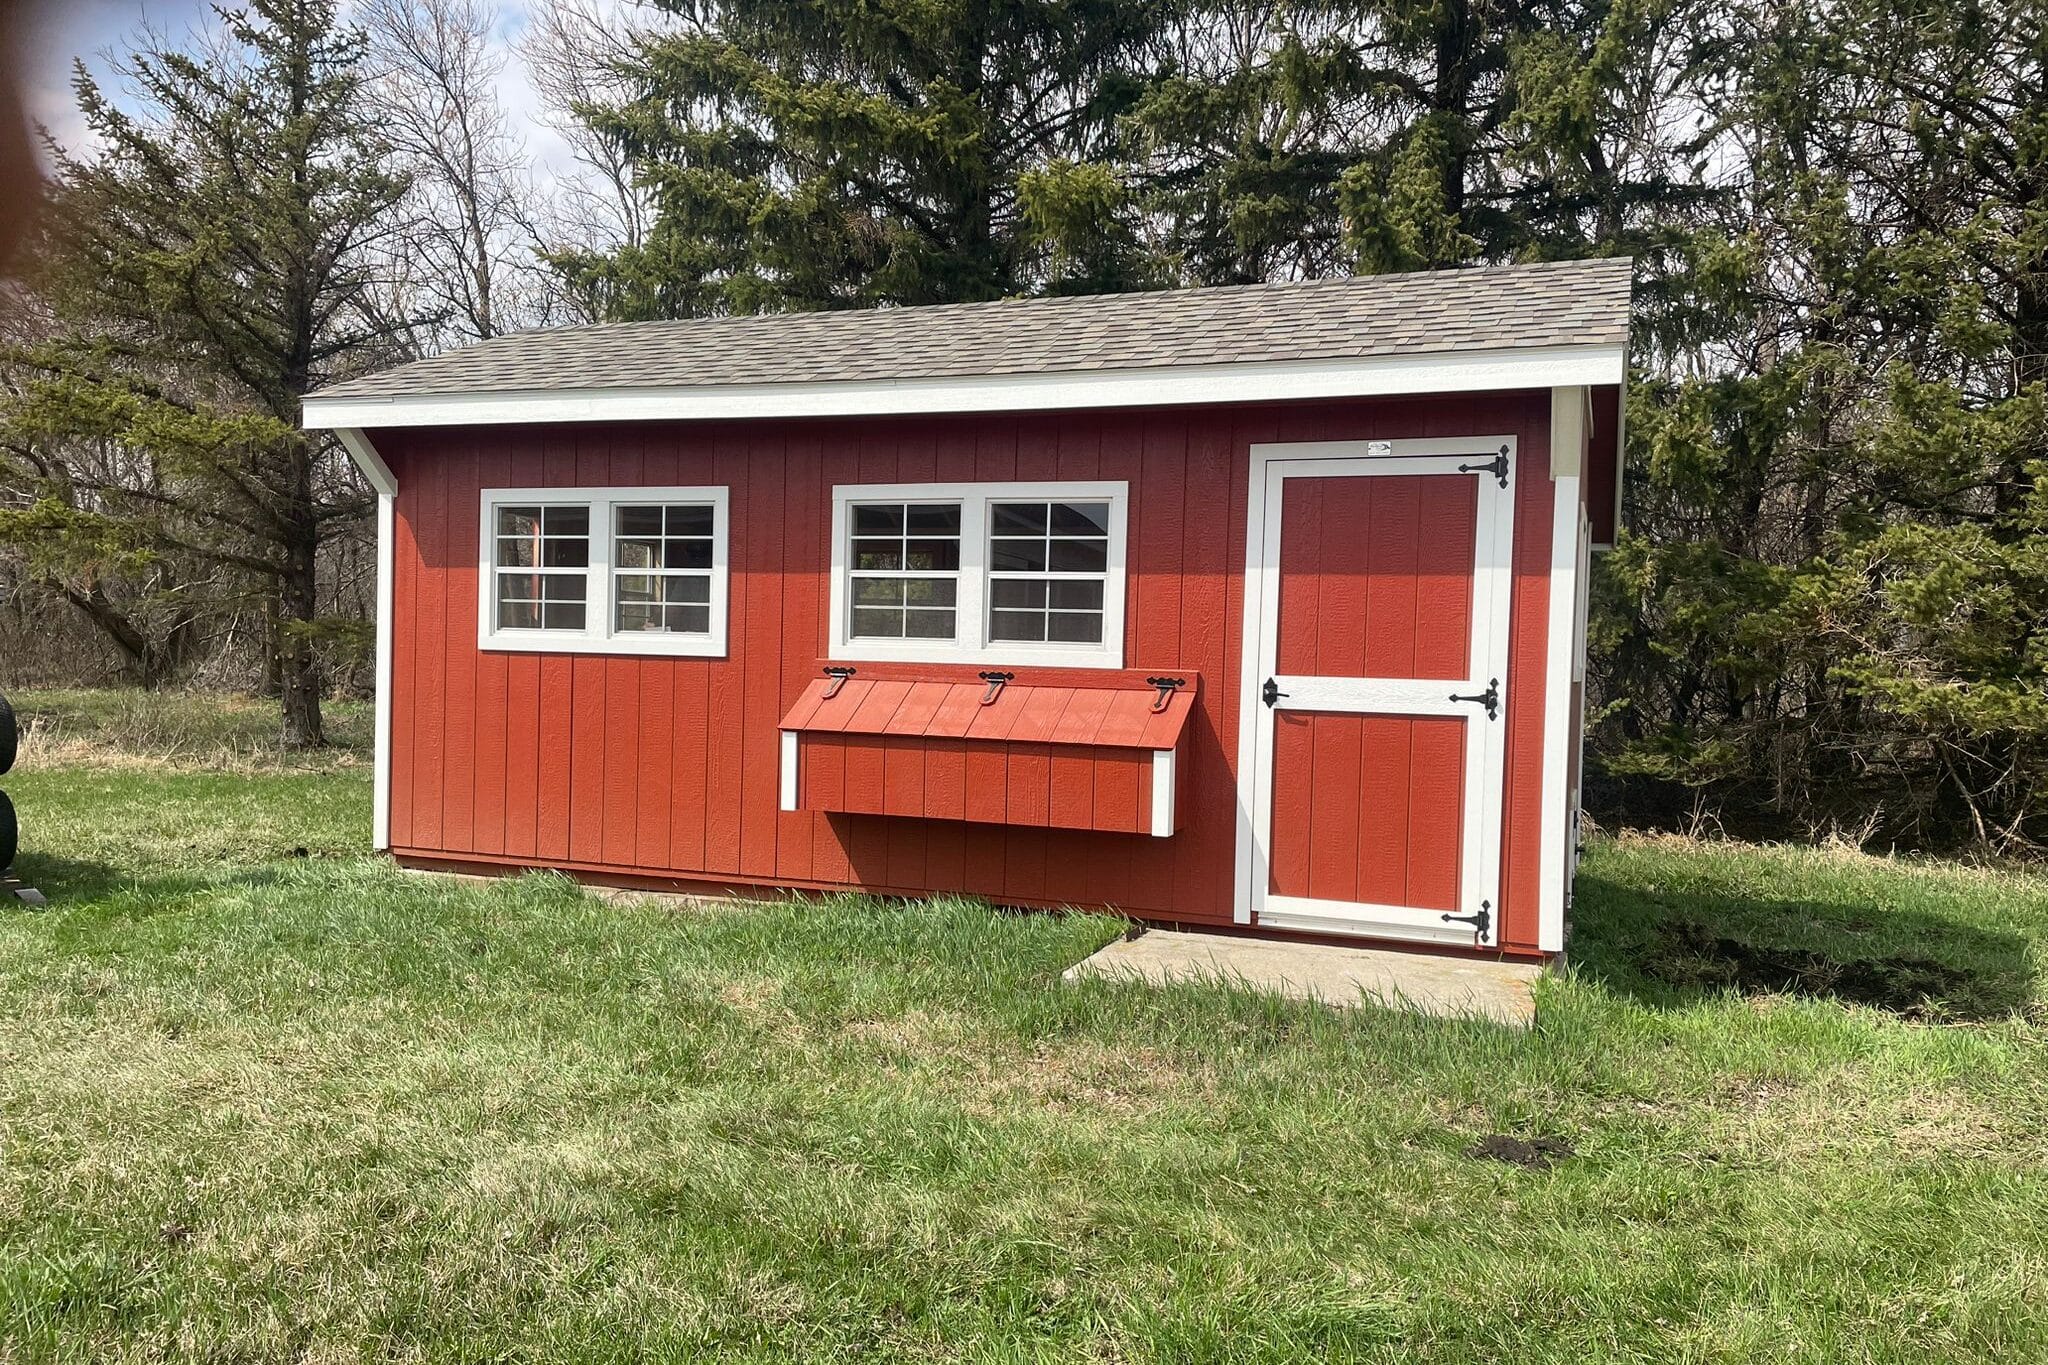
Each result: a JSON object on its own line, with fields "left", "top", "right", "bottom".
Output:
{"left": 1246, "top": 443, "right": 1514, "bottom": 948}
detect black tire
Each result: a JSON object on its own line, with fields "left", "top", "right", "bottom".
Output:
{"left": 0, "top": 692, "right": 13, "bottom": 777}
{"left": 0, "top": 790, "right": 14, "bottom": 873}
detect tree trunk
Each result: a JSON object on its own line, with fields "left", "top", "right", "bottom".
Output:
{"left": 277, "top": 450, "right": 325, "bottom": 749}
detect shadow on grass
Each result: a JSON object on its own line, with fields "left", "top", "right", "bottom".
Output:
{"left": 6, "top": 850, "right": 293, "bottom": 912}
{"left": 1568, "top": 869, "right": 2036, "bottom": 1021}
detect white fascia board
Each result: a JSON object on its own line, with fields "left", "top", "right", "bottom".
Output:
{"left": 334, "top": 427, "right": 397, "bottom": 495}
{"left": 301, "top": 345, "right": 1628, "bottom": 432}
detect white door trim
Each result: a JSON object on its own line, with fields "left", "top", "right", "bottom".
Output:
{"left": 1233, "top": 437, "right": 1518, "bottom": 947}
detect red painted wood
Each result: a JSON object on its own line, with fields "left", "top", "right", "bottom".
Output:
{"left": 377, "top": 389, "right": 1559, "bottom": 939}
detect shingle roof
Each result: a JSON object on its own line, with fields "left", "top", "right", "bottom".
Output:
{"left": 311, "top": 257, "right": 1631, "bottom": 402}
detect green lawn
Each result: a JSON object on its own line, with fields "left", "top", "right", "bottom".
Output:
{"left": 1, "top": 692, "right": 2045, "bottom": 1361}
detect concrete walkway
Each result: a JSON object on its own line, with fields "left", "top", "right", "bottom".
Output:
{"left": 1064, "top": 929, "right": 1542, "bottom": 1026}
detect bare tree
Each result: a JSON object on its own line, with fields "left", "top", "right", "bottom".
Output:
{"left": 517, "top": 0, "right": 660, "bottom": 308}
{"left": 362, "top": 0, "right": 539, "bottom": 343}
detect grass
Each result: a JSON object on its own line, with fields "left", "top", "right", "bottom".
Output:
{"left": 1, "top": 692, "right": 2046, "bottom": 1361}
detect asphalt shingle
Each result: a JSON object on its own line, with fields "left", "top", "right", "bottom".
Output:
{"left": 309, "top": 257, "right": 1632, "bottom": 402}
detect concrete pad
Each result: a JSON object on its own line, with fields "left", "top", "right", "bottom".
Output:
{"left": 1063, "top": 929, "right": 1541, "bottom": 1026}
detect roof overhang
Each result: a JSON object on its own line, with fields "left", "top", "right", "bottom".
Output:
{"left": 302, "top": 343, "right": 1627, "bottom": 432}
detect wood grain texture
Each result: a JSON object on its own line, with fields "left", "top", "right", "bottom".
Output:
{"left": 379, "top": 392, "right": 1555, "bottom": 932}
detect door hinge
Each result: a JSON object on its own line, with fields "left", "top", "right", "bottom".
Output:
{"left": 1457, "top": 445, "right": 1510, "bottom": 488}
{"left": 1262, "top": 677, "right": 1290, "bottom": 707}
{"left": 1448, "top": 677, "right": 1500, "bottom": 721}
{"left": 1441, "top": 900, "right": 1491, "bottom": 943}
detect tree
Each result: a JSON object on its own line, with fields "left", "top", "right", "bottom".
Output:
{"left": 555, "top": 0, "right": 1181, "bottom": 319}
{"left": 0, "top": 0, "right": 413, "bottom": 744}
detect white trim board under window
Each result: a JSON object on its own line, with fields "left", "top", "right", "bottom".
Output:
{"left": 829, "top": 481, "right": 1129, "bottom": 668}
{"left": 477, "top": 485, "right": 729, "bottom": 657}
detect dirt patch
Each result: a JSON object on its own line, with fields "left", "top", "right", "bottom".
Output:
{"left": 1467, "top": 1134, "right": 1574, "bottom": 1170}
{"left": 1644, "top": 919, "right": 2005, "bottom": 1020}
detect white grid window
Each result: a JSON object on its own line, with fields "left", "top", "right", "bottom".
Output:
{"left": 830, "top": 481, "right": 1128, "bottom": 668}
{"left": 478, "top": 486, "right": 728, "bottom": 657}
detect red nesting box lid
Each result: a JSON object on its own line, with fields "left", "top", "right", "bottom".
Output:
{"left": 780, "top": 675, "right": 1196, "bottom": 750}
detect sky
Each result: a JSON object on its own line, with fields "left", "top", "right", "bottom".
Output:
{"left": 13, "top": 0, "right": 590, "bottom": 180}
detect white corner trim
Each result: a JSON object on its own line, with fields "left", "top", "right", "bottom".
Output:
{"left": 827, "top": 480, "right": 1129, "bottom": 670}
{"left": 477, "top": 485, "right": 731, "bottom": 658}
{"left": 373, "top": 489, "right": 395, "bottom": 852}
{"left": 301, "top": 345, "right": 1628, "bottom": 431}
{"left": 335, "top": 427, "right": 397, "bottom": 496}
{"left": 779, "top": 731, "right": 800, "bottom": 812}
{"left": 1548, "top": 386, "right": 1587, "bottom": 480}
{"left": 1150, "top": 748, "right": 1176, "bottom": 838}
{"left": 1537, "top": 474, "right": 1582, "bottom": 953}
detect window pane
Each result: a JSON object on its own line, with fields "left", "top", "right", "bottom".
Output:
{"left": 496, "top": 535, "right": 537, "bottom": 568}
{"left": 616, "top": 506, "right": 663, "bottom": 537}
{"left": 1050, "top": 502, "right": 1110, "bottom": 535}
{"left": 498, "top": 507, "right": 540, "bottom": 537}
{"left": 543, "top": 602, "right": 586, "bottom": 631}
{"left": 854, "top": 504, "right": 904, "bottom": 536}
{"left": 498, "top": 597, "right": 540, "bottom": 630}
{"left": 905, "top": 609, "right": 956, "bottom": 639}
{"left": 907, "top": 504, "right": 962, "bottom": 535}
{"left": 853, "top": 539, "right": 903, "bottom": 571}
{"left": 1048, "top": 579, "right": 1104, "bottom": 611}
{"left": 616, "top": 573, "right": 656, "bottom": 602}
{"left": 902, "top": 576, "right": 957, "bottom": 607}
{"left": 666, "top": 504, "right": 714, "bottom": 537}
{"left": 989, "top": 610, "right": 1045, "bottom": 642}
{"left": 990, "top": 539, "right": 1048, "bottom": 572}
{"left": 497, "top": 571, "right": 540, "bottom": 603}
{"left": 905, "top": 538, "right": 960, "bottom": 571}
{"left": 665, "top": 604, "right": 712, "bottom": 634}
{"left": 665, "top": 539, "right": 714, "bottom": 570}
{"left": 1049, "top": 611, "right": 1103, "bottom": 643}
{"left": 853, "top": 576, "right": 905, "bottom": 607}
{"left": 851, "top": 607, "right": 903, "bottom": 638}
{"left": 991, "top": 579, "right": 1047, "bottom": 609}
{"left": 616, "top": 539, "right": 659, "bottom": 569}
{"left": 670, "top": 575, "right": 712, "bottom": 605}
{"left": 543, "top": 507, "right": 589, "bottom": 536}
{"left": 1048, "top": 539, "right": 1108, "bottom": 573}
{"left": 992, "top": 502, "right": 1047, "bottom": 535}
{"left": 542, "top": 575, "right": 587, "bottom": 602}
{"left": 543, "top": 537, "right": 589, "bottom": 568}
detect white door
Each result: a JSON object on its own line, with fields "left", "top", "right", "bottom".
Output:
{"left": 1241, "top": 439, "right": 1516, "bottom": 947}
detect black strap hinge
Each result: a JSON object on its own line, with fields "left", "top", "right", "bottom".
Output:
{"left": 1448, "top": 678, "right": 1500, "bottom": 721}
{"left": 1457, "top": 445, "right": 1510, "bottom": 488}
{"left": 1441, "top": 900, "right": 1492, "bottom": 943}
{"left": 1145, "top": 676, "right": 1186, "bottom": 713}
{"left": 821, "top": 665, "right": 857, "bottom": 700}
{"left": 977, "top": 670, "right": 1015, "bottom": 705}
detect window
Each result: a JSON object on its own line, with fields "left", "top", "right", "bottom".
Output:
{"left": 478, "top": 486, "right": 728, "bottom": 656}
{"left": 830, "top": 481, "right": 1127, "bottom": 668}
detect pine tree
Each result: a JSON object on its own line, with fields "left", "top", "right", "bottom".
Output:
{"left": 0, "top": 0, "right": 412, "bottom": 744}
{"left": 554, "top": 0, "right": 1179, "bottom": 319}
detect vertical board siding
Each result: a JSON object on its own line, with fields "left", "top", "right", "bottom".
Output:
{"left": 381, "top": 392, "right": 1553, "bottom": 937}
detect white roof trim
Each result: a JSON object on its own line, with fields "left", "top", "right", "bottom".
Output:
{"left": 333, "top": 427, "right": 397, "bottom": 495}
{"left": 303, "top": 344, "right": 1627, "bottom": 432}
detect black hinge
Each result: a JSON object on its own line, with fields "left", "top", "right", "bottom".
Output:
{"left": 977, "top": 670, "right": 1015, "bottom": 705}
{"left": 1448, "top": 677, "right": 1500, "bottom": 721}
{"left": 1441, "top": 900, "right": 1491, "bottom": 942}
{"left": 1146, "top": 676, "right": 1186, "bottom": 713}
{"left": 1457, "top": 445, "right": 1511, "bottom": 488}
{"left": 1262, "top": 677, "right": 1290, "bottom": 707}
{"left": 821, "top": 665, "right": 857, "bottom": 700}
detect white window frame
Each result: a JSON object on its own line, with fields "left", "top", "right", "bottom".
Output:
{"left": 477, "top": 485, "right": 730, "bottom": 657}
{"left": 829, "top": 480, "right": 1128, "bottom": 669}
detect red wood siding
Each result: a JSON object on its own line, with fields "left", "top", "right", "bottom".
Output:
{"left": 379, "top": 392, "right": 1557, "bottom": 948}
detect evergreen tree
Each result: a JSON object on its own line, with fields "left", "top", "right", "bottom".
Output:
{"left": 0, "top": 0, "right": 412, "bottom": 744}
{"left": 554, "top": 0, "right": 1179, "bottom": 319}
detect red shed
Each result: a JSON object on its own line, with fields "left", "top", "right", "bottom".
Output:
{"left": 304, "top": 258, "right": 1630, "bottom": 959}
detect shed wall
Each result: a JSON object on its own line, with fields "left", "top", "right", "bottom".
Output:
{"left": 379, "top": 393, "right": 1559, "bottom": 950}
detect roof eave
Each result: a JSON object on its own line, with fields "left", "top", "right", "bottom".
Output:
{"left": 302, "top": 342, "right": 1627, "bottom": 432}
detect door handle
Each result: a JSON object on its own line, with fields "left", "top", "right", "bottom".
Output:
{"left": 1262, "top": 677, "right": 1289, "bottom": 707}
